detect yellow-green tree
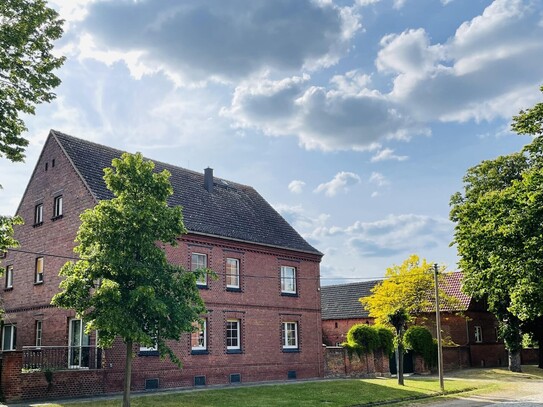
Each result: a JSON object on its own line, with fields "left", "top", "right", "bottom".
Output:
{"left": 360, "top": 254, "right": 437, "bottom": 326}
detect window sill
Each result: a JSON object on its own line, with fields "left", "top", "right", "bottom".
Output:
{"left": 226, "top": 349, "right": 242, "bottom": 354}
{"left": 138, "top": 350, "right": 159, "bottom": 357}
{"left": 34, "top": 281, "right": 44, "bottom": 286}
{"left": 281, "top": 292, "right": 298, "bottom": 297}
{"left": 226, "top": 287, "right": 241, "bottom": 292}
{"left": 282, "top": 348, "right": 300, "bottom": 353}
{"left": 32, "top": 222, "right": 43, "bottom": 228}
{"left": 4, "top": 287, "right": 13, "bottom": 291}
{"left": 196, "top": 284, "right": 209, "bottom": 290}
{"left": 51, "top": 215, "right": 63, "bottom": 221}
{"left": 191, "top": 349, "right": 209, "bottom": 355}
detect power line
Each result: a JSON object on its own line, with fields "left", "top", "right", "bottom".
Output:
{"left": 5, "top": 247, "right": 457, "bottom": 283}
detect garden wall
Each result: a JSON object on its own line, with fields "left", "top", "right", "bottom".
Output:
{"left": 323, "top": 346, "right": 390, "bottom": 378}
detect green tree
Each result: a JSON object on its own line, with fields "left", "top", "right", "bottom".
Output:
{"left": 1, "top": 0, "right": 65, "bottom": 162}
{"left": 52, "top": 153, "right": 206, "bottom": 407}
{"left": 450, "top": 86, "right": 543, "bottom": 371}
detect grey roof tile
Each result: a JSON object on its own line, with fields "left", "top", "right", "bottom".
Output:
{"left": 52, "top": 130, "right": 321, "bottom": 255}
{"left": 320, "top": 280, "right": 381, "bottom": 320}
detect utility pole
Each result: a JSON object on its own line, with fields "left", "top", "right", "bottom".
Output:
{"left": 434, "top": 263, "right": 445, "bottom": 392}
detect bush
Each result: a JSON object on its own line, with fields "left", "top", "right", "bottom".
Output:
{"left": 347, "top": 324, "right": 380, "bottom": 353}
{"left": 404, "top": 326, "right": 437, "bottom": 367}
{"left": 376, "top": 326, "right": 394, "bottom": 355}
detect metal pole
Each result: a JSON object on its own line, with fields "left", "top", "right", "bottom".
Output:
{"left": 434, "top": 263, "right": 445, "bottom": 392}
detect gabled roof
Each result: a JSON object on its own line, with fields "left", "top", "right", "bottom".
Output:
{"left": 51, "top": 130, "right": 321, "bottom": 256}
{"left": 321, "top": 271, "right": 472, "bottom": 320}
{"left": 438, "top": 272, "right": 471, "bottom": 312}
{"left": 321, "top": 280, "right": 381, "bottom": 320}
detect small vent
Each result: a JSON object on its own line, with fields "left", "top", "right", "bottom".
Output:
{"left": 145, "top": 378, "right": 159, "bottom": 390}
{"left": 194, "top": 375, "right": 206, "bottom": 386}
{"left": 287, "top": 370, "right": 297, "bottom": 380}
{"left": 229, "top": 373, "right": 241, "bottom": 384}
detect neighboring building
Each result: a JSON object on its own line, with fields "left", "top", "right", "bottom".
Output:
{"left": 321, "top": 272, "right": 506, "bottom": 368}
{"left": 0, "top": 130, "right": 323, "bottom": 400}
{"left": 321, "top": 280, "right": 379, "bottom": 346}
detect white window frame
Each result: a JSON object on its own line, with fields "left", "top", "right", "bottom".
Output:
{"left": 191, "top": 253, "right": 207, "bottom": 286}
{"left": 282, "top": 322, "right": 298, "bottom": 349}
{"left": 68, "top": 319, "right": 91, "bottom": 368}
{"left": 2, "top": 324, "right": 16, "bottom": 351}
{"left": 6, "top": 264, "right": 13, "bottom": 288}
{"left": 139, "top": 343, "right": 158, "bottom": 352}
{"left": 34, "top": 203, "right": 43, "bottom": 224}
{"left": 53, "top": 195, "right": 63, "bottom": 217}
{"left": 226, "top": 319, "right": 240, "bottom": 351}
{"left": 191, "top": 319, "right": 207, "bottom": 351}
{"left": 36, "top": 320, "right": 43, "bottom": 347}
{"left": 226, "top": 258, "right": 240, "bottom": 289}
{"left": 281, "top": 266, "right": 296, "bottom": 294}
{"left": 35, "top": 257, "right": 44, "bottom": 284}
{"left": 474, "top": 326, "right": 483, "bottom": 343}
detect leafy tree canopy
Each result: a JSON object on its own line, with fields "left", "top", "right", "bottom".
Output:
{"left": 450, "top": 86, "right": 543, "bottom": 369}
{"left": 360, "top": 254, "right": 450, "bottom": 326}
{"left": 52, "top": 153, "right": 206, "bottom": 405}
{"left": 0, "top": 0, "right": 65, "bottom": 162}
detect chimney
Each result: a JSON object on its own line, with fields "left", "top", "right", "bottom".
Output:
{"left": 204, "top": 167, "right": 214, "bottom": 192}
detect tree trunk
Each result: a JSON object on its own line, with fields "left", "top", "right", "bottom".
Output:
{"left": 397, "top": 344, "right": 404, "bottom": 385}
{"left": 123, "top": 340, "right": 133, "bottom": 407}
{"left": 537, "top": 330, "right": 543, "bottom": 369}
{"left": 508, "top": 349, "right": 521, "bottom": 373}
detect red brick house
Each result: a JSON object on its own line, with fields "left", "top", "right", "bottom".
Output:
{"left": 0, "top": 130, "right": 323, "bottom": 401}
{"left": 321, "top": 272, "right": 506, "bottom": 369}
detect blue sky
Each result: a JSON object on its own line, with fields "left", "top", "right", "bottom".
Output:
{"left": 1, "top": 0, "right": 542, "bottom": 284}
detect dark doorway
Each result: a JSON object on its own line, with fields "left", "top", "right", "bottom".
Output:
{"left": 389, "top": 350, "right": 414, "bottom": 374}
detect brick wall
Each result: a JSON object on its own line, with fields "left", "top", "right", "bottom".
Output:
{"left": 323, "top": 346, "right": 390, "bottom": 378}
{"left": 442, "top": 346, "right": 470, "bottom": 371}
{"left": 1, "top": 352, "right": 106, "bottom": 402}
{"left": 322, "top": 318, "right": 373, "bottom": 346}
{"left": 521, "top": 348, "right": 539, "bottom": 365}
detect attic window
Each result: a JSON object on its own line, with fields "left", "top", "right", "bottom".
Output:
{"left": 45, "top": 162, "right": 48, "bottom": 171}
{"left": 52, "top": 159, "right": 55, "bottom": 168}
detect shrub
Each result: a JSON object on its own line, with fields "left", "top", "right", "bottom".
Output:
{"left": 404, "top": 326, "right": 437, "bottom": 367}
{"left": 375, "top": 326, "right": 394, "bottom": 355}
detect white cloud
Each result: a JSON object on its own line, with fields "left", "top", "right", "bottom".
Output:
{"left": 384, "top": 0, "right": 543, "bottom": 123}
{"left": 75, "top": 0, "right": 359, "bottom": 84}
{"left": 288, "top": 180, "right": 306, "bottom": 194}
{"left": 274, "top": 204, "right": 330, "bottom": 233}
{"left": 311, "top": 214, "right": 453, "bottom": 257}
{"left": 370, "top": 148, "right": 408, "bottom": 162}
{"left": 369, "top": 172, "right": 389, "bottom": 187}
{"left": 314, "top": 172, "right": 361, "bottom": 197}
{"left": 224, "top": 72, "right": 427, "bottom": 151}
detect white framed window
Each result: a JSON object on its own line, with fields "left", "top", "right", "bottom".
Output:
{"left": 69, "top": 319, "right": 91, "bottom": 368}
{"left": 2, "top": 324, "right": 16, "bottom": 351}
{"left": 226, "top": 319, "right": 240, "bottom": 351}
{"left": 6, "top": 264, "right": 13, "bottom": 288}
{"left": 191, "top": 253, "right": 207, "bottom": 286}
{"left": 35, "top": 321, "right": 43, "bottom": 347}
{"left": 282, "top": 322, "right": 298, "bottom": 349}
{"left": 281, "top": 266, "right": 296, "bottom": 294}
{"left": 34, "top": 203, "right": 43, "bottom": 225}
{"left": 53, "top": 195, "right": 63, "bottom": 218}
{"left": 191, "top": 319, "right": 207, "bottom": 351}
{"left": 474, "top": 326, "right": 483, "bottom": 343}
{"left": 35, "top": 257, "right": 44, "bottom": 284}
{"left": 139, "top": 343, "right": 158, "bottom": 352}
{"left": 226, "top": 258, "right": 240, "bottom": 289}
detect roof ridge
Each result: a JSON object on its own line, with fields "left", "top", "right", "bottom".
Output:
{"left": 50, "top": 129, "right": 252, "bottom": 190}
{"left": 321, "top": 279, "right": 383, "bottom": 288}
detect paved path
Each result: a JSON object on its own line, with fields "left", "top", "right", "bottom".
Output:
{"left": 419, "top": 379, "right": 543, "bottom": 406}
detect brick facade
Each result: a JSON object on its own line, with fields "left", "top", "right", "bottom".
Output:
{"left": 0, "top": 133, "right": 323, "bottom": 402}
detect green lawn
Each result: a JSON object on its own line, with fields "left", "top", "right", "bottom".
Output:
{"left": 42, "top": 377, "right": 485, "bottom": 407}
